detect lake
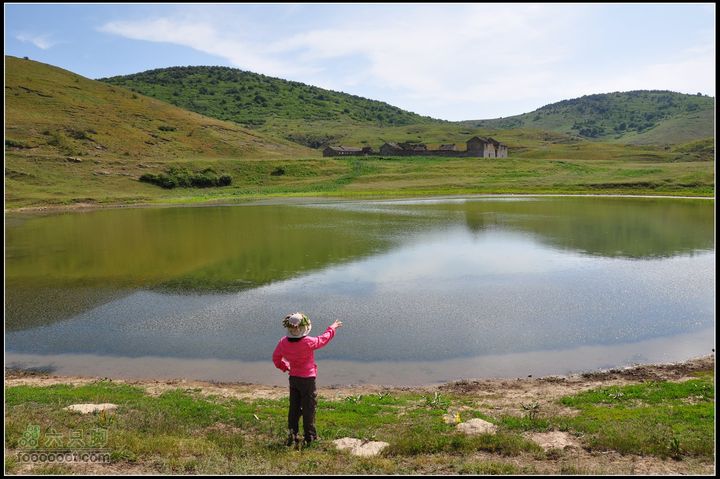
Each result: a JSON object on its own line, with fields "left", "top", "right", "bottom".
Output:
{"left": 5, "top": 196, "right": 715, "bottom": 385}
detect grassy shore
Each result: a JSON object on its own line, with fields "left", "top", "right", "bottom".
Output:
{"left": 4, "top": 355, "right": 714, "bottom": 475}
{"left": 5, "top": 154, "right": 715, "bottom": 211}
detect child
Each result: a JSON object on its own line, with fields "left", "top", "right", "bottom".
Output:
{"left": 272, "top": 312, "right": 343, "bottom": 447}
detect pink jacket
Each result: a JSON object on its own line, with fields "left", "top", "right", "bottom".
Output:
{"left": 272, "top": 326, "right": 337, "bottom": 378}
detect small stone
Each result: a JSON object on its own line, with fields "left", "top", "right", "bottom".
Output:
{"left": 525, "top": 431, "right": 580, "bottom": 451}
{"left": 333, "top": 437, "right": 389, "bottom": 457}
{"left": 456, "top": 418, "right": 497, "bottom": 435}
{"left": 64, "top": 403, "right": 118, "bottom": 414}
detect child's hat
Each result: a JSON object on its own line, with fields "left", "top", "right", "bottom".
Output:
{"left": 283, "top": 312, "right": 312, "bottom": 338}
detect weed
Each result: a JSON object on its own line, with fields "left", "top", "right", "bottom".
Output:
{"left": 424, "top": 392, "right": 450, "bottom": 410}
{"left": 521, "top": 402, "right": 541, "bottom": 420}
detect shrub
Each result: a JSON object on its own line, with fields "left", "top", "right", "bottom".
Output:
{"left": 139, "top": 168, "right": 232, "bottom": 189}
{"left": 5, "top": 139, "right": 31, "bottom": 149}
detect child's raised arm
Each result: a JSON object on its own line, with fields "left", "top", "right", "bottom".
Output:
{"left": 309, "top": 321, "right": 342, "bottom": 350}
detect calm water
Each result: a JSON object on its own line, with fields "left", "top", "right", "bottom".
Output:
{"left": 5, "top": 197, "right": 715, "bottom": 385}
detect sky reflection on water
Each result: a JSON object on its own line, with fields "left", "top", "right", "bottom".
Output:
{"left": 5, "top": 197, "right": 715, "bottom": 383}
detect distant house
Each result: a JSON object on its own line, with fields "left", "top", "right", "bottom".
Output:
{"left": 466, "top": 136, "right": 508, "bottom": 158}
{"left": 492, "top": 139, "right": 508, "bottom": 158}
{"left": 399, "top": 142, "right": 427, "bottom": 152}
{"left": 379, "top": 142, "right": 403, "bottom": 155}
{"left": 323, "top": 146, "right": 363, "bottom": 157}
{"left": 328, "top": 137, "right": 507, "bottom": 158}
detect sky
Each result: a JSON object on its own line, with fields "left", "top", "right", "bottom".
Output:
{"left": 4, "top": 3, "right": 716, "bottom": 121}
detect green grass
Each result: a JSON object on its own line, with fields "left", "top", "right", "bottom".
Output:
{"left": 4, "top": 373, "right": 715, "bottom": 474}
{"left": 5, "top": 154, "right": 714, "bottom": 209}
{"left": 554, "top": 378, "right": 714, "bottom": 459}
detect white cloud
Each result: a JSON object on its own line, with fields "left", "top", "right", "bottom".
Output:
{"left": 556, "top": 40, "right": 716, "bottom": 102}
{"left": 16, "top": 33, "right": 58, "bottom": 50}
{"left": 98, "top": 18, "right": 320, "bottom": 78}
{"left": 96, "top": 4, "right": 716, "bottom": 120}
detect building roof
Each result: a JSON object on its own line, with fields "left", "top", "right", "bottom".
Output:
{"left": 325, "top": 146, "right": 363, "bottom": 152}
{"left": 399, "top": 142, "right": 427, "bottom": 151}
{"left": 439, "top": 144, "right": 457, "bottom": 150}
{"left": 467, "top": 136, "right": 506, "bottom": 147}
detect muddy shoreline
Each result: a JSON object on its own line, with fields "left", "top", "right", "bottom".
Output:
{"left": 6, "top": 354, "right": 714, "bottom": 405}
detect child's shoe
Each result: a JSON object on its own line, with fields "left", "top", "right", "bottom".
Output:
{"left": 302, "top": 435, "right": 319, "bottom": 448}
{"left": 286, "top": 433, "right": 300, "bottom": 448}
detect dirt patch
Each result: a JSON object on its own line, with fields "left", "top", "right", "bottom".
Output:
{"left": 65, "top": 403, "right": 118, "bottom": 414}
{"left": 463, "top": 449, "right": 713, "bottom": 475}
{"left": 6, "top": 450, "right": 160, "bottom": 476}
{"left": 525, "top": 431, "right": 581, "bottom": 451}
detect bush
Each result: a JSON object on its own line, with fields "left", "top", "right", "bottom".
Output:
{"left": 66, "top": 129, "right": 91, "bottom": 140}
{"left": 139, "top": 168, "right": 232, "bottom": 189}
{"left": 5, "top": 139, "right": 32, "bottom": 149}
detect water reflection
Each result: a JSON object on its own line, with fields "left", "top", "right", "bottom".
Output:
{"left": 4, "top": 197, "right": 715, "bottom": 382}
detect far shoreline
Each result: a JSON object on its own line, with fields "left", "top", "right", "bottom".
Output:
{"left": 5, "top": 191, "right": 715, "bottom": 216}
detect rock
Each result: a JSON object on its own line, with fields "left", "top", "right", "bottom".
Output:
{"left": 64, "top": 403, "right": 118, "bottom": 414}
{"left": 65, "top": 157, "right": 82, "bottom": 163}
{"left": 333, "top": 437, "right": 389, "bottom": 457}
{"left": 525, "top": 431, "right": 580, "bottom": 451}
{"left": 456, "top": 418, "right": 497, "bottom": 435}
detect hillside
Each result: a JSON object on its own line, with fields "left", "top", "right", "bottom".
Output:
{"left": 5, "top": 56, "right": 312, "bottom": 161}
{"left": 99, "top": 66, "right": 439, "bottom": 133}
{"left": 464, "top": 91, "right": 714, "bottom": 144}
{"left": 4, "top": 56, "right": 316, "bottom": 207}
{"left": 99, "top": 68, "right": 713, "bottom": 148}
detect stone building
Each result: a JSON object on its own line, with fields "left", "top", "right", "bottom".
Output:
{"left": 466, "top": 136, "right": 508, "bottom": 158}
{"left": 379, "top": 142, "right": 403, "bottom": 155}
{"left": 323, "top": 146, "right": 364, "bottom": 157}
{"left": 329, "top": 137, "right": 508, "bottom": 158}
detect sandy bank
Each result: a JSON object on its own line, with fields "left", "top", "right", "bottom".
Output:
{"left": 6, "top": 354, "right": 714, "bottom": 412}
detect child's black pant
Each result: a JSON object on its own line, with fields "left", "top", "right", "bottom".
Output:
{"left": 288, "top": 376, "right": 317, "bottom": 442}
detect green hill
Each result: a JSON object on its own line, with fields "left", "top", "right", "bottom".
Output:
{"left": 100, "top": 67, "right": 712, "bottom": 148}
{"left": 5, "top": 56, "right": 312, "bottom": 161}
{"left": 4, "top": 56, "right": 315, "bottom": 207}
{"left": 464, "top": 90, "right": 714, "bottom": 144}
{"left": 99, "top": 66, "right": 439, "bottom": 132}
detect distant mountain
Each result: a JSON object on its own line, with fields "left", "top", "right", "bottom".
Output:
{"left": 464, "top": 90, "right": 714, "bottom": 144}
{"left": 5, "top": 56, "right": 311, "bottom": 161}
{"left": 100, "top": 66, "right": 439, "bottom": 131}
{"left": 101, "top": 66, "right": 713, "bottom": 147}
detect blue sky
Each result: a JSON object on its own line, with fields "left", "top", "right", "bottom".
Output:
{"left": 4, "top": 3, "right": 715, "bottom": 121}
